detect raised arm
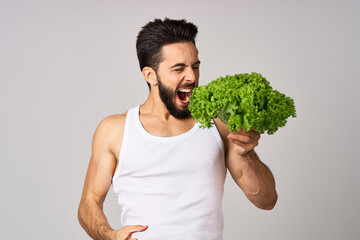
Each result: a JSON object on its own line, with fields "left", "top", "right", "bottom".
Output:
{"left": 77, "top": 114, "right": 147, "bottom": 240}
{"left": 214, "top": 119, "right": 277, "bottom": 210}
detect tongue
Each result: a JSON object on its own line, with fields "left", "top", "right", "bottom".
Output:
{"left": 178, "top": 91, "right": 190, "bottom": 103}
{"left": 178, "top": 91, "right": 186, "bottom": 100}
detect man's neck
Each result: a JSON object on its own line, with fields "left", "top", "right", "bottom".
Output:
{"left": 138, "top": 96, "right": 195, "bottom": 137}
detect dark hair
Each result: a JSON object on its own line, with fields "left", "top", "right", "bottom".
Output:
{"left": 136, "top": 18, "right": 198, "bottom": 88}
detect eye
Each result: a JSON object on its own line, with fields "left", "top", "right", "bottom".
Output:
{"left": 192, "top": 66, "right": 199, "bottom": 69}
{"left": 174, "top": 68, "right": 184, "bottom": 72}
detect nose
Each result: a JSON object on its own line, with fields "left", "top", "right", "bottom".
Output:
{"left": 185, "top": 67, "right": 197, "bottom": 83}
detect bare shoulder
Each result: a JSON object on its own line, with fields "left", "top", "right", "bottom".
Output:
{"left": 97, "top": 113, "right": 127, "bottom": 131}
{"left": 80, "top": 112, "right": 128, "bottom": 204}
{"left": 92, "top": 112, "right": 128, "bottom": 158}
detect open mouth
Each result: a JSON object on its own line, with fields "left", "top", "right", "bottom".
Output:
{"left": 177, "top": 88, "right": 193, "bottom": 105}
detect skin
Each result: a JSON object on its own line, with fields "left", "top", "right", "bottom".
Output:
{"left": 78, "top": 41, "right": 277, "bottom": 240}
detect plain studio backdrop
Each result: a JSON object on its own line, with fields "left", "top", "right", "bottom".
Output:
{"left": 1, "top": 0, "right": 359, "bottom": 239}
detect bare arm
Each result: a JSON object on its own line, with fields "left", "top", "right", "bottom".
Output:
{"left": 78, "top": 115, "right": 147, "bottom": 240}
{"left": 214, "top": 119, "right": 277, "bottom": 210}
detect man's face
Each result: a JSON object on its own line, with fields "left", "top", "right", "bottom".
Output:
{"left": 155, "top": 42, "right": 200, "bottom": 119}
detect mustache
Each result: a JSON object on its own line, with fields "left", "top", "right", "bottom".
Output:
{"left": 176, "top": 83, "right": 196, "bottom": 91}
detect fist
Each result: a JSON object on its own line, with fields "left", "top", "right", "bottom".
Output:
{"left": 227, "top": 129, "right": 260, "bottom": 156}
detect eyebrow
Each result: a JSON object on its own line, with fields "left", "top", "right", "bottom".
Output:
{"left": 169, "top": 60, "right": 201, "bottom": 69}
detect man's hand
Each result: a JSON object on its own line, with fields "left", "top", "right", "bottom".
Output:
{"left": 113, "top": 225, "right": 148, "bottom": 240}
{"left": 227, "top": 129, "right": 260, "bottom": 156}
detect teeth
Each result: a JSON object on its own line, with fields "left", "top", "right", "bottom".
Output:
{"left": 179, "top": 89, "right": 191, "bottom": 93}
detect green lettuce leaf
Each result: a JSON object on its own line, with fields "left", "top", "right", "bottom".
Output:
{"left": 188, "top": 72, "right": 296, "bottom": 134}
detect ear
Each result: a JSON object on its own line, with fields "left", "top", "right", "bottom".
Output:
{"left": 142, "top": 67, "right": 158, "bottom": 86}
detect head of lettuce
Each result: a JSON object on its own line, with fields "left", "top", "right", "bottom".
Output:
{"left": 188, "top": 72, "right": 296, "bottom": 135}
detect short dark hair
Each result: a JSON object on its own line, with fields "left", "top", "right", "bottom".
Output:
{"left": 136, "top": 18, "right": 198, "bottom": 88}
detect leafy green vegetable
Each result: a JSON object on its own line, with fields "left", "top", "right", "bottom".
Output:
{"left": 188, "top": 72, "right": 296, "bottom": 135}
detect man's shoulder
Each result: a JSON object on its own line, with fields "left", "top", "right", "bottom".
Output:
{"left": 101, "top": 112, "right": 127, "bottom": 125}
{"left": 93, "top": 112, "right": 128, "bottom": 142}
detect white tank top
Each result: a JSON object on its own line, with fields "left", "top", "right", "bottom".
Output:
{"left": 112, "top": 105, "right": 227, "bottom": 240}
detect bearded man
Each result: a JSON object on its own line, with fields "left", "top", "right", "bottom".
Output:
{"left": 78, "top": 18, "right": 277, "bottom": 240}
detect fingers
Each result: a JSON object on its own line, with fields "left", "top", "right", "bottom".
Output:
{"left": 236, "top": 129, "right": 260, "bottom": 139}
{"left": 124, "top": 225, "right": 148, "bottom": 234}
{"left": 228, "top": 129, "right": 260, "bottom": 143}
{"left": 116, "top": 225, "right": 148, "bottom": 240}
{"left": 227, "top": 129, "right": 260, "bottom": 155}
{"left": 231, "top": 140, "right": 255, "bottom": 155}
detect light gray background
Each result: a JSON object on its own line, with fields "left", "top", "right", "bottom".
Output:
{"left": 1, "top": 0, "right": 359, "bottom": 239}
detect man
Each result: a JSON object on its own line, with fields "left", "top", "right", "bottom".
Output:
{"left": 78, "top": 18, "right": 277, "bottom": 240}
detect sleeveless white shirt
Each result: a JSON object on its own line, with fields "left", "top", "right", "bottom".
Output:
{"left": 112, "top": 105, "right": 227, "bottom": 240}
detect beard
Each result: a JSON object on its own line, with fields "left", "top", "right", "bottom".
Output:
{"left": 157, "top": 75, "right": 194, "bottom": 119}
